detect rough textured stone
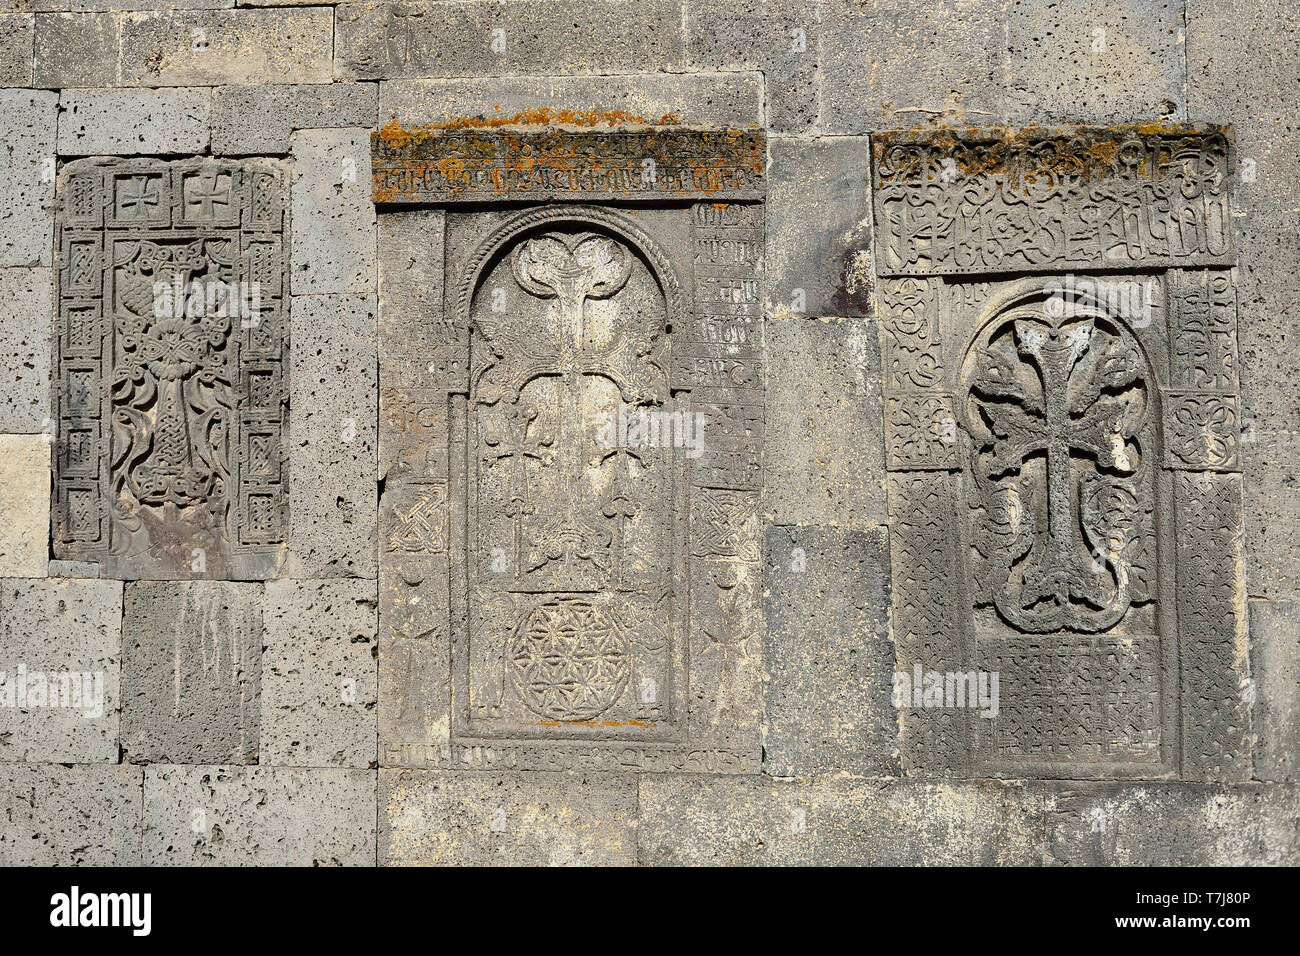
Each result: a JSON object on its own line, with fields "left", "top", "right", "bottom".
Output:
{"left": 381, "top": 770, "right": 638, "bottom": 865}
{"left": 336, "top": 0, "right": 684, "bottom": 81}
{"left": 0, "top": 578, "right": 121, "bottom": 763}
{"left": 290, "top": 128, "right": 376, "bottom": 295}
{"left": 0, "top": 90, "right": 56, "bottom": 268}
{"left": 48, "top": 559, "right": 99, "bottom": 578}
{"left": 764, "top": 316, "right": 886, "bottom": 526}
{"left": 142, "top": 765, "right": 376, "bottom": 865}
{"left": 766, "top": 135, "right": 873, "bottom": 318}
{"left": 121, "top": 581, "right": 262, "bottom": 764}
{"left": 261, "top": 579, "right": 378, "bottom": 768}
{"left": 212, "top": 83, "right": 379, "bottom": 155}
{"left": 1248, "top": 600, "right": 1299, "bottom": 782}
{"left": 286, "top": 294, "right": 378, "bottom": 578}
{"left": 0, "top": 13, "right": 33, "bottom": 86}
{"left": 33, "top": 12, "right": 118, "bottom": 88}
{"left": 57, "top": 87, "right": 211, "bottom": 155}
{"left": 764, "top": 525, "right": 898, "bottom": 777}
{"left": 378, "top": 72, "right": 763, "bottom": 130}
{"left": 0, "top": 268, "right": 52, "bottom": 432}
{"left": 0, "top": 435, "right": 50, "bottom": 578}
{"left": 0, "top": 764, "right": 143, "bottom": 865}
{"left": 120, "top": 8, "right": 333, "bottom": 86}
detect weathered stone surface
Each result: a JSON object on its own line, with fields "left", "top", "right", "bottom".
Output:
{"left": 0, "top": 435, "right": 50, "bottom": 578}
{"left": 381, "top": 770, "right": 638, "bottom": 865}
{"left": 0, "top": 268, "right": 52, "bottom": 432}
{"left": 285, "top": 294, "right": 378, "bottom": 578}
{"left": 1248, "top": 600, "right": 1299, "bottom": 782}
{"left": 685, "top": 0, "right": 817, "bottom": 132}
{"left": 33, "top": 12, "right": 118, "bottom": 88}
{"left": 766, "top": 136, "right": 873, "bottom": 318}
{"left": 52, "top": 157, "right": 290, "bottom": 580}
{"left": 212, "top": 83, "right": 379, "bottom": 155}
{"left": 1004, "top": 0, "right": 1183, "bottom": 124}
{"left": 0, "top": 764, "right": 143, "bottom": 865}
{"left": 261, "top": 579, "right": 377, "bottom": 768}
{"left": 764, "top": 525, "right": 898, "bottom": 777}
{"left": 378, "top": 72, "right": 763, "bottom": 130}
{"left": 639, "top": 776, "right": 1047, "bottom": 865}
{"left": 142, "top": 765, "right": 376, "bottom": 865}
{"left": 0, "top": 13, "right": 34, "bottom": 86}
{"left": 819, "top": 0, "right": 1006, "bottom": 134}
{"left": 120, "top": 8, "right": 332, "bottom": 86}
{"left": 1045, "top": 783, "right": 1300, "bottom": 866}
{"left": 336, "top": 0, "right": 684, "bottom": 81}
{"left": 48, "top": 559, "right": 99, "bottom": 578}
{"left": 121, "top": 581, "right": 261, "bottom": 764}
{"left": 764, "top": 316, "right": 885, "bottom": 526}
{"left": 21, "top": 0, "right": 230, "bottom": 10}
{"left": 290, "top": 128, "right": 376, "bottom": 294}
{"left": 58, "top": 88, "right": 211, "bottom": 155}
{"left": 0, "top": 90, "right": 56, "bottom": 268}
{"left": 0, "top": 578, "right": 121, "bottom": 763}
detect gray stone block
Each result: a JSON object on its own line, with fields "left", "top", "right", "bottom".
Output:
{"left": 120, "top": 8, "right": 332, "bottom": 86}
{"left": 0, "top": 13, "right": 34, "bottom": 86}
{"left": 1248, "top": 600, "right": 1299, "bottom": 781}
{"left": 212, "top": 83, "right": 379, "bottom": 155}
{"left": 121, "top": 581, "right": 262, "bottom": 764}
{"left": 21, "top": 0, "right": 231, "bottom": 10}
{"left": 286, "top": 294, "right": 379, "bottom": 578}
{"left": 0, "top": 268, "right": 52, "bottom": 432}
{"left": 58, "top": 88, "right": 211, "bottom": 155}
{"left": 261, "top": 579, "right": 378, "bottom": 768}
{"left": 764, "top": 316, "right": 887, "bottom": 525}
{"left": 1243, "top": 427, "right": 1300, "bottom": 604}
{"left": 290, "top": 128, "right": 376, "bottom": 295}
{"left": 381, "top": 769, "right": 638, "bottom": 865}
{"left": 1004, "top": 0, "right": 1183, "bottom": 124}
{"left": 819, "top": 0, "right": 1006, "bottom": 134}
{"left": 0, "top": 89, "right": 56, "bottom": 267}
{"left": 336, "top": 0, "right": 684, "bottom": 81}
{"left": 766, "top": 135, "right": 873, "bottom": 317}
{"left": 378, "top": 71, "right": 764, "bottom": 130}
{"left": 48, "top": 560, "right": 100, "bottom": 578}
{"left": 0, "top": 434, "right": 50, "bottom": 578}
{"left": 33, "top": 12, "right": 118, "bottom": 88}
{"left": 1045, "top": 783, "right": 1300, "bottom": 866}
{"left": 0, "top": 764, "right": 143, "bottom": 865}
{"left": 764, "top": 525, "right": 899, "bottom": 777}
{"left": 638, "top": 776, "right": 1048, "bottom": 865}
{"left": 0, "top": 578, "right": 121, "bottom": 763}
{"left": 685, "top": 0, "right": 817, "bottom": 132}
{"left": 142, "top": 765, "right": 376, "bottom": 865}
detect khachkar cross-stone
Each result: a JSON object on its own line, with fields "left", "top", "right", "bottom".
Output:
{"left": 965, "top": 298, "right": 1149, "bottom": 634}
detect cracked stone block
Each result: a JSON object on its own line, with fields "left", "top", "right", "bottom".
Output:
{"left": 286, "top": 294, "right": 379, "bottom": 578}
{"left": 290, "top": 128, "right": 376, "bottom": 295}
{"left": 764, "top": 316, "right": 886, "bottom": 525}
{"left": 1248, "top": 600, "right": 1299, "bottom": 781}
{"left": 0, "top": 13, "right": 34, "bottom": 86}
{"left": 120, "top": 8, "right": 332, "bottom": 86}
{"left": 33, "top": 12, "right": 119, "bottom": 88}
{"left": 380, "top": 770, "right": 638, "bottom": 866}
{"left": 0, "top": 578, "right": 121, "bottom": 763}
{"left": 142, "top": 765, "right": 376, "bottom": 865}
{"left": 336, "top": 0, "right": 684, "bottom": 81}
{"left": 261, "top": 579, "right": 378, "bottom": 768}
{"left": 0, "top": 435, "right": 50, "bottom": 578}
{"left": 0, "top": 89, "right": 56, "bottom": 268}
{"left": 57, "top": 88, "right": 211, "bottom": 155}
{"left": 0, "top": 764, "right": 143, "bottom": 865}
{"left": 0, "top": 268, "right": 52, "bottom": 433}
{"left": 763, "top": 525, "right": 899, "bottom": 777}
{"left": 121, "top": 581, "right": 262, "bottom": 765}
{"left": 212, "top": 84, "right": 380, "bottom": 155}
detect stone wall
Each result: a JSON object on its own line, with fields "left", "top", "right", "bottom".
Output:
{"left": 0, "top": 0, "right": 1295, "bottom": 866}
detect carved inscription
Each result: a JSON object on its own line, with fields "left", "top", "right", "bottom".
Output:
{"left": 54, "top": 158, "right": 289, "bottom": 579}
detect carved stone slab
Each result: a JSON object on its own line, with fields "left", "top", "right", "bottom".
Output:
{"left": 376, "top": 129, "right": 764, "bottom": 771}
{"left": 873, "top": 124, "right": 1235, "bottom": 277}
{"left": 873, "top": 125, "right": 1248, "bottom": 781}
{"left": 53, "top": 157, "right": 290, "bottom": 580}
{"left": 371, "top": 126, "right": 765, "bottom": 204}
